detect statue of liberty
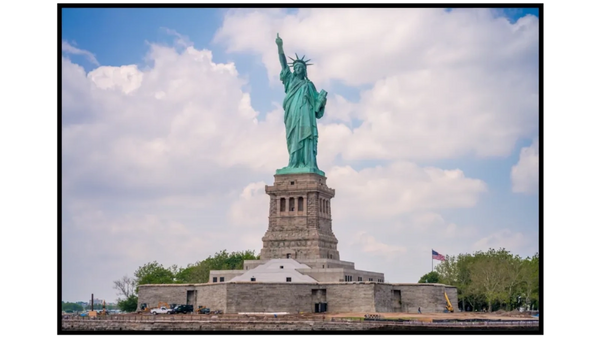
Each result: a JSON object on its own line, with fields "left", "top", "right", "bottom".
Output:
{"left": 275, "top": 33, "right": 327, "bottom": 176}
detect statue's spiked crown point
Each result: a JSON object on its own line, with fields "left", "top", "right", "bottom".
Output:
{"left": 288, "top": 53, "right": 313, "bottom": 67}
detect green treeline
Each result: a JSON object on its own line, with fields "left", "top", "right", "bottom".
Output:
{"left": 419, "top": 248, "right": 539, "bottom": 312}
{"left": 113, "top": 250, "right": 259, "bottom": 312}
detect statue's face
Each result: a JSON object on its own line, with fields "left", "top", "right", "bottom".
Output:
{"left": 294, "top": 62, "right": 306, "bottom": 77}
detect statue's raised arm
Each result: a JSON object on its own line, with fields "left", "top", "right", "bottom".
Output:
{"left": 275, "top": 33, "right": 287, "bottom": 70}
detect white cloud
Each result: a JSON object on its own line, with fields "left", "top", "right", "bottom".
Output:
{"left": 340, "top": 219, "right": 476, "bottom": 282}
{"left": 161, "top": 27, "right": 194, "bottom": 48}
{"left": 511, "top": 138, "right": 539, "bottom": 194}
{"left": 62, "top": 44, "right": 289, "bottom": 200}
{"left": 62, "top": 40, "right": 100, "bottom": 65}
{"left": 228, "top": 181, "right": 270, "bottom": 228}
{"left": 320, "top": 94, "right": 355, "bottom": 124}
{"left": 349, "top": 231, "right": 407, "bottom": 259}
{"left": 215, "top": 8, "right": 539, "bottom": 161}
{"left": 327, "top": 162, "right": 487, "bottom": 220}
{"left": 472, "top": 229, "right": 532, "bottom": 253}
{"left": 61, "top": 201, "right": 260, "bottom": 301}
{"left": 62, "top": 43, "right": 285, "bottom": 301}
{"left": 408, "top": 212, "right": 461, "bottom": 238}
{"left": 88, "top": 65, "right": 144, "bottom": 94}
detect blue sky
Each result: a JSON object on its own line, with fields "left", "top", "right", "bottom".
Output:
{"left": 61, "top": 7, "right": 539, "bottom": 303}
{"left": 62, "top": 7, "right": 539, "bottom": 118}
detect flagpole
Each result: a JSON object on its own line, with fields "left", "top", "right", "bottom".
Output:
{"left": 431, "top": 249, "right": 433, "bottom": 272}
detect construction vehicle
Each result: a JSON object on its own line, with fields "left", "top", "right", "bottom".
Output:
{"left": 97, "top": 300, "right": 109, "bottom": 316}
{"left": 87, "top": 301, "right": 109, "bottom": 317}
{"left": 444, "top": 291, "right": 454, "bottom": 313}
{"left": 197, "top": 305, "right": 210, "bottom": 314}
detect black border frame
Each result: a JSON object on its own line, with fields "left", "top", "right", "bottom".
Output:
{"left": 58, "top": 3, "right": 543, "bottom": 335}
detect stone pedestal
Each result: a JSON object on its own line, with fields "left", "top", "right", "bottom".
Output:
{"left": 260, "top": 173, "right": 340, "bottom": 260}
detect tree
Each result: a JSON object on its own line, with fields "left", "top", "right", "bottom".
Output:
{"left": 113, "top": 275, "right": 136, "bottom": 299}
{"left": 497, "top": 249, "right": 524, "bottom": 310}
{"left": 85, "top": 303, "right": 117, "bottom": 310}
{"left": 436, "top": 255, "right": 458, "bottom": 284}
{"left": 520, "top": 253, "right": 539, "bottom": 310}
{"left": 62, "top": 302, "right": 84, "bottom": 312}
{"left": 469, "top": 249, "right": 510, "bottom": 312}
{"left": 174, "top": 264, "right": 195, "bottom": 283}
{"left": 431, "top": 248, "right": 538, "bottom": 312}
{"left": 224, "top": 250, "right": 258, "bottom": 269}
{"left": 455, "top": 253, "right": 480, "bottom": 311}
{"left": 436, "top": 253, "right": 475, "bottom": 311}
{"left": 134, "top": 261, "right": 176, "bottom": 291}
{"left": 175, "top": 250, "right": 259, "bottom": 283}
{"left": 126, "top": 250, "right": 260, "bottom": 288}
{"left": 176, "top": 261, "right": 210, "bottom": 284}
{"left": 418, "top": 271, "right": 440, "bottom": 283}
{"left": 117, "top": 295, "right": 138, "bottom": 313}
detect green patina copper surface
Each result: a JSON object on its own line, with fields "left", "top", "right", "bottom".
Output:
{"left": 275, "top": 33, "right": 327, "bottom": 176}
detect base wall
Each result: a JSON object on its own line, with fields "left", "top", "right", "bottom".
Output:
{"left": 138, "top": 282, "right": 457, "bottom": 314}
{"left": 226, "top": 283, "right": 315, "bottom": 313}
{"left": 391, "top": 284, "right": 459, "bottom": 313}
{"left": 138, "top": 284, "right": 228, "bottom": 312}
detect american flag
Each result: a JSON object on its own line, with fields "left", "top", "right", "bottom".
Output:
{"left": 432, "top": 250, "right": 446, "bottom": 261}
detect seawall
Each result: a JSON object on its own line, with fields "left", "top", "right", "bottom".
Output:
{"left": 61, "top": 318, "right": 539, "bottom": 332}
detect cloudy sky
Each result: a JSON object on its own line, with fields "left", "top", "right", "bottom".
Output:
{"left": 61, "top": 7, "right": 539, "bottom": 303}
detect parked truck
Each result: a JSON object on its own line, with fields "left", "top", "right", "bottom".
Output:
{"left": 140, "top": 301, "right": 171, "bottom": 314}
{"left": 171, "top": 305, "right": 194, "bottom": 314}
{"left": 151, "top": 306, "right": 173, "bottom": 315}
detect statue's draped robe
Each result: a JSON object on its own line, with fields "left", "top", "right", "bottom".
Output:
{"left": 280, "top": 66, "right": 324, "bottom": 171}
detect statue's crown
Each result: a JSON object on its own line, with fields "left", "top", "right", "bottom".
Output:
{"left": 288, "top": 53, "right": 313, "bottom": 67}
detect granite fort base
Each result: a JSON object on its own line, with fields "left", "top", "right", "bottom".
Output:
{"left": 138, "top": 173, "right": 459, "bottom": 314}
{"left": 138, "top": 282, "right": 457, "bottom": 314}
